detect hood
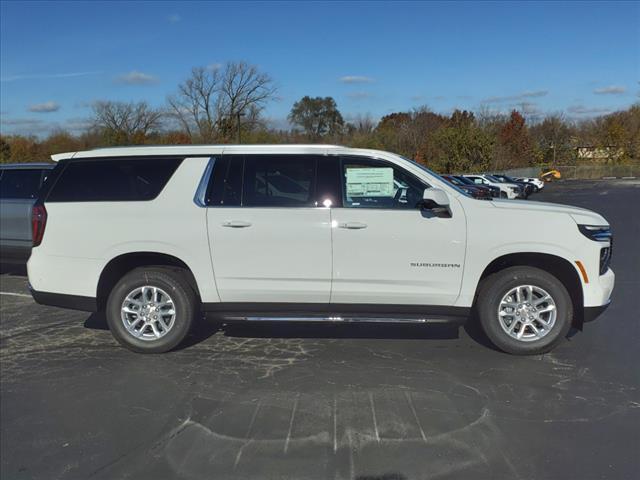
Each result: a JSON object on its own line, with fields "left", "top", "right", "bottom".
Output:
{"left": 491, "top": 199, "right": 608, "bottom": 225}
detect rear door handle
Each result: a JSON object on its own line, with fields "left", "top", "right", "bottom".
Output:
{"left": 339, "top": 222, "right": 367, "bottom": 229}
{"left": 222, "top": 220, "right": 252, "bottom": 228}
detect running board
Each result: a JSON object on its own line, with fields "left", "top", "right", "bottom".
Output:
{"left": 203, "top": 303, "right": 469, "bottom": 325}
{"left": 210, "top": 314, "right": 466, "bottom": 325}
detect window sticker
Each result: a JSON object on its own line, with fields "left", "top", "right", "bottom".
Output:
{"left": 346, "top": 167, "right": 394, "bottom": 197}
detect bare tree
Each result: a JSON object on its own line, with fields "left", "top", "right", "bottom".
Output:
{"left": 167, "top": 62, "right": 276, "bottom": 142}
{"left": 92, "top": 101, "right": 163, "bottom": 144}
{"left": 166, "top": 66, "right": 220, "bottom": 142}
{"left": 219, "top": 62, "right": 276, "bottom": 130}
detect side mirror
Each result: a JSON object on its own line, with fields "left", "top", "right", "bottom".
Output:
{"left": 422, "top": 188, "right": 449, "bottom": 208}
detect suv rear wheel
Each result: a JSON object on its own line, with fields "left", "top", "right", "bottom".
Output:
{"left": 106, "top": 267, "right": 197, "bottom": 353}
{"left": 476, "top": 266, "right": 573, "bottom": 355}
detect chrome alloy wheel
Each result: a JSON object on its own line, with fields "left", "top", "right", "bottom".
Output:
{"left": 497, "top": 285, "right": 557, "bottom": 342}
{"left": 121, "top": 286, "right": 176, "bottom": 341}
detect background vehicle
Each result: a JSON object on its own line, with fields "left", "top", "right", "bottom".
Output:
{"left": 541, "top": 169, "right": 562, "bottom": 182}
{"left": 28, "top": 145, "right": 613, "bottom": 356}
{"left": 453, "top": 175, "right": 500, "bottom": 198}
{"left": 441, "top": 174, "right": 492, "bottom": 199}
{"left": 491, "top": 174, "right": 534, "bottom": 197}
{"left": 514, "top": 177, "right": 545, "bottom": 192}
{"left": 0, "top": 163, "right": 53, "bottom": 265}
{"left": 462, "top": 174, "right": 523, "bottom": 199}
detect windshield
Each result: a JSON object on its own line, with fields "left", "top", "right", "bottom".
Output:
{"left": 455, "top": 175, "right": 475, "bottom": 185}
{"left": 486, "top": 175, "right": 503, "bottom": 183}
{"left": 401, "top": 157, "right": 473, "bottom": 198}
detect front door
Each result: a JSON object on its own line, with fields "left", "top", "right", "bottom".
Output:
{"left": 330, "top": 156, "right": 466, "bottom": 306}
{"left": 206, "top": 154, "right": 333, "bottom": 303}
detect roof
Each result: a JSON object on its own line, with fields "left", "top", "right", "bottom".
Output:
{"left": 0, "top": 162, "right": 54, "bottom": 169}
{"left": 50, "top": 144, "right": 349, "bottom": 162}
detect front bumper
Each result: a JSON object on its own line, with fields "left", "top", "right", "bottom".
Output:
{"left": 584, "top": 301, "right": 611, "bottom": 323}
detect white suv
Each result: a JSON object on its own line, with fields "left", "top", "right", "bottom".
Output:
{"left": 27, "top": 145, "right": 614, "bottom": 355}
{"left": 463, "top": 174, "right": 523, "bottom": 199}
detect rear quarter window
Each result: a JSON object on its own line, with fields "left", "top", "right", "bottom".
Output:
{"left": 0, "top": 169, "right": 46, "bottom": 199}
{"left": 46, "top": 157, "right": 183, "bottom": 202}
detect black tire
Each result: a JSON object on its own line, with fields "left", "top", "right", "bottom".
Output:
{"left": 476, "top": 266, "right": 573, "bottom": 355}
{"left": 500, "top": 191, "right": 508, "bottom": 199}
{"left": 106, "top": 267, "right": 197, "bottom": 353}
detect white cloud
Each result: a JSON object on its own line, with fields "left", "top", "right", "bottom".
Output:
{"left": 28, "top": 101, "right": 60, "bottom": 113}
{"left": 567, "top": 105, "right": 612, "bottom": 115}
{"left": 115, "top": 71, "right": 158, "bottom": 85}
{"left": 0, "top": 71, "right": 100, "bottom": 82}
{"left": 167, "top": 14, "right": 181, "bottom": 23}
{"left": 593, "top": 85, "right": 626, "bottom": 95}
{"left": 483, "top": 90, "right": 548, "bottom": 103}
{"left": 207, "top": 63, "right": 222, "bottom": 71}
{"left": 339, "top": 75, "right": 374, "bottom": 84}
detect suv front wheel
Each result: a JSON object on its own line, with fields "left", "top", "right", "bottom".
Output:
{"left": 476, "top": 266, "right": 573, "bottom": 355}
{"left": 106, "top": 267, "right": 197, "bottom": 353}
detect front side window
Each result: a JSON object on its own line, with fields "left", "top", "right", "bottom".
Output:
{"left": 46, "top": 157, "right": 183, "bottom": 202}
{"left": 341, "top": 156, "right": 427, "bottom": 209}
{"left": 0, "top": 169, "right": 44, "bottom": 199}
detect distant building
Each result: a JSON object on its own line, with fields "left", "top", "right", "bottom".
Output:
{"left": 576, "top": 146, "right": 624, "bottom": 163}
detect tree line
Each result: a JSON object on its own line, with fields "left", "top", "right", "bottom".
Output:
{"left": 1, "top": 60, "right": 638, "bottom": 172}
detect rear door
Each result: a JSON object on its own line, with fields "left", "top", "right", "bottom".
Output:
{"left": 205, "top": 154, "right": 336, "bottom": 303}
{"left": 0, "top": 168, "right": 46, "bottom": 259}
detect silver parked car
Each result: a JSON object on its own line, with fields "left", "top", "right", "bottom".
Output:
{"left": 0, "top": 163, "right": 54, "bottom": 265}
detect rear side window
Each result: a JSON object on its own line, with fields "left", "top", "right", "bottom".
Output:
{"left": 206, "top": 156, "right": 243, "bottom": 206}
{"left": 0, "top": 169, "right": 45, "bottom": 199}
{"left": 243, "top": 155, "right": 316, "bottom": 207}
{"left": 46, "top": 157, "right": 183, "bottom": 202}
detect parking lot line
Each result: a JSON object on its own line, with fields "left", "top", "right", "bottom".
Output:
{"left": 0, "top": 292, "right": 31, "bottom": 298}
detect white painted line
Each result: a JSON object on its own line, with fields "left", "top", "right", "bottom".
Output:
{"left": 622, "top": 176, "right": 636, "bottom": 179}
{"left": 369, "top": 392, "right": 380, "bottom": 443}
{"left": 0, "top": 292, "right": 31, "bottom": 298}
{"left": 333, "top": 396, "right": 338, "bottom": 453}
{"left": 284, "top": 396, "right": 298, "bottom": 454}
{"left": 405, "top": 391, "right": 428, "bottom": 443}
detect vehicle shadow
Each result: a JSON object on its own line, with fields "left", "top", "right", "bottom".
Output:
{"left": 218, "top": 321, "right": 461, "bottom": 341}
{"left": 0, "top": 263, "right": 28, "bottom": 276}
{"left": 83, "top": 313, "right": 463, "bottom": 346}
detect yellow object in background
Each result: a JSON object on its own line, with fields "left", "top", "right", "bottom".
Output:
{"left": 541, "top": 169, "right": 561, "bottom": 182}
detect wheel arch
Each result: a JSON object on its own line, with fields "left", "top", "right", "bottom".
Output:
{"left": 476, "top": 252, "right": 585, "bottom": 328}
{"left": 96, "top": 252, "right": 201, "bottom": 311}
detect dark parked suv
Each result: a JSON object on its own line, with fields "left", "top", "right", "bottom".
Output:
{"left": 0, "top": 163, "right": 53, "bottom": 264}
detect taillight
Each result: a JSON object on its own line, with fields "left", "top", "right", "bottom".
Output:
{"left": 32, "top": 204, "right": 47, "bottom": 247}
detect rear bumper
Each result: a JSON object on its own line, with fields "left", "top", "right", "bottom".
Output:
{"left": 29, "top": 286, "right": 97, "bottom": 312}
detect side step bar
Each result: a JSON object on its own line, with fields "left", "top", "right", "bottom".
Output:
{"left": 203, "top": 303, "right": 470, "bottom": 325}
{"left": 222, "top": 316, "right": 449, "bottom": 323}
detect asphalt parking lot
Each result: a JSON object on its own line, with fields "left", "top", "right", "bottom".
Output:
{"left": 1, "top": 179, "right": 639, "bottom": 480}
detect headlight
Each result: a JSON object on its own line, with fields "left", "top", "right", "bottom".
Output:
{"left": 578, "top": 225, "right": 612, "bottom": 242}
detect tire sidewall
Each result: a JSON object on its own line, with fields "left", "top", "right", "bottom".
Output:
{"left": 478, "top": 267, "right": 573, "bottom": 355}
{"left": 106, "top": 268, "right": 195, "bottom": 353}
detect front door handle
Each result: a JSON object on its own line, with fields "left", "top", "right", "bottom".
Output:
{"left": 222, "top": 220, "right": 252, "bottom": 228}
{"left": 339, "top": 222, "right": 368, "bottom": 229}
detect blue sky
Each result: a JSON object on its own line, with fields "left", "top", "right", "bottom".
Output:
{"left": 1, "top": 0, "right": 638, "bottom": 136}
